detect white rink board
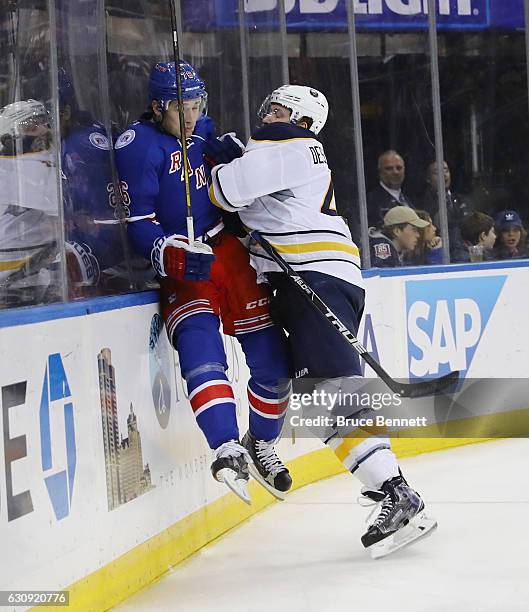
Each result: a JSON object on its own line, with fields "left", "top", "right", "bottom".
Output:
{"left": 0, "top": 261, "right": 527, "bottom": 595}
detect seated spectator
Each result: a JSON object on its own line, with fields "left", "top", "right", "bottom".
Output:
{"left": 367, "top": 150, "right": 414, "bottom": 227}
{"left": 369, "top": 206, "right": 429, "bottom": 267}
{"left": 420, "top": 159, "right": 469, "bottom": 261}
{"left": 405, "top": 209, "right": 443, "bottom": 266}
{"left": 493, "top": 210, "right": 528, "bottom": 260}
{"left": 452, "top": 211, "right": 496, "bottom": 263}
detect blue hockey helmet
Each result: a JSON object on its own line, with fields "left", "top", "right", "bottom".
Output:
{"left": 148, "top": 61, "right": 207, "bottom": 113}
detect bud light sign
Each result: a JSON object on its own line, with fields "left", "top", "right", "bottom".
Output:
{"left": 406, "top": 276, "right": 506, "bottom": 380}
{"left": 183, "top": 0, "right": 517, "bottom": 32}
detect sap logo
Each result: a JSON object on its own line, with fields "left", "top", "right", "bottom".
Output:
{"left": 406, "top": 276, "right": 506, "bottom": 379}
{"left": 245, "top": 0, "right": 475, "bottom": 16}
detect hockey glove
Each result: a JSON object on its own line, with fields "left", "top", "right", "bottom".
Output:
{"left": 151, "top": 235, "right": 215, "bottom": 281}
{"left": 66, "top": 241, "right": 100, "bottom": 287}
{"left": 203, "top": 133, "right": 245, "bottom": 168}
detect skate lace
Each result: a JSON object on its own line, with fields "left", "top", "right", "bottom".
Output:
{"left": 214, "top": 440, "right": 250, "bottom": 461}
{"left": 365, "top": 495, "right": 393, "bottom": 527}
{"left": 357, "top": 486, "right": 383, "bottom": 507}
{"left": 255, "top": 439, "right": 285, "bottom": 476}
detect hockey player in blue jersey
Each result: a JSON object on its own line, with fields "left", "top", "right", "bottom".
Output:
{"left": 115, "top": 61, "right": 292, "bottom": 504}
{"left": 59, "top": 68, "right": 130, "bottom": 297}
{"left": 208, "top": 84, "right": 437, "bottom": 556}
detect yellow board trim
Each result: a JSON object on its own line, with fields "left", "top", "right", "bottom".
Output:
{"left": 46, "top": 407, "right": 529, "bottom": 612}
{"left": 270, "top": 240, "right": 360, "bottom": 257}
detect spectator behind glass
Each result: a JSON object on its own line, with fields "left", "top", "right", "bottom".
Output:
{"left": 367, "top": 150, "right": 414, "bottom": 227}
{"left": 453, "top": 211, "right": 497, "bottom": 262}
{"left": 493, "top": 210, "right": 528, "bottom": 260}
{"left": 369, "top": 206, "right": 429, "bottom": 267}
{"left": 405, "top": 209, "right": 443, "bottom": 266}
{"left": 420, "top": 160, "right": 469, "bottom": 261}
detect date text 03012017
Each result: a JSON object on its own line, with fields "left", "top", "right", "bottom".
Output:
{"left": 0, "top": 591, "right": 69, "bottom": 606}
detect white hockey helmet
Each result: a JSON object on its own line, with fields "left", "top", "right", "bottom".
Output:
{"left": 258, "top": 85, "right": 329, "bottom": 135}
{"left": 0, "top": 99, "right": 49, "bottom": 137}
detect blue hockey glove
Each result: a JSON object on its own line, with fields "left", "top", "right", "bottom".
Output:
{"left": 203, "top": 133, "right": 245, "bottom": 168}
{"left": 151, "top": 235, "right": 215, "bottom": 281}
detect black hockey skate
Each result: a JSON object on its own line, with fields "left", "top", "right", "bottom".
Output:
{"left": 241, "top": 431, "right": 292, "bottom": 501}
{"left": 361, "top": 475, "right": 437, "bottom": 559}
{"left": 211, "top": 440, "right": 251, "bottom": 505}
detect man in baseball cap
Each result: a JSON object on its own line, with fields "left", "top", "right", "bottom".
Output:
{"left": 369, "top": 206, "right": 429, "bottom": 267}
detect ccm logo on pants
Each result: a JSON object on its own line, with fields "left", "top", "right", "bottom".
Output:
{"left": 246, "top": 298, "right": 270, "bottom": 310}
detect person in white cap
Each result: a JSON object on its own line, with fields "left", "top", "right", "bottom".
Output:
{"left": 369, "top": 205, "right": 430, "bottom": 267}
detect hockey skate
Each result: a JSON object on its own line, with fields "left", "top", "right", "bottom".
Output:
{"left": 241, "top": 431, "right": 292, "bottom": 501}
{"left": 360, "top": 476, "right": 437, "bottom": 559}
{"left": 211, "top": 440, "right": 252, "bottom": 505}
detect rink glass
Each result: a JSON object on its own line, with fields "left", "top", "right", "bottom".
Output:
{"left": 1, "top": 1, "right": 529, "bottom": 310}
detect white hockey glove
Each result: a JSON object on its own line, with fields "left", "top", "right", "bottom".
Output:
{"left": 151, "top": 234, "right": 215, "bottom": 281}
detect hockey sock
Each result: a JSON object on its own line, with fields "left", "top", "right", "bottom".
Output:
{"left": 327, "top": 434, "right": 400, "bottom": 490}
{"left": 247, "top": 378, "right": 291, "bottom": 441}
{"left": 185, "top": 364, "right": 239, "bottom": 449}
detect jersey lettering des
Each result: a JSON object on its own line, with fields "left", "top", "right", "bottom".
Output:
{"left": 210, "top": 122, "right": 364, "bottom": 290}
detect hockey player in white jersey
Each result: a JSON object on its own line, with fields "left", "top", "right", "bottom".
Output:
{"left": 207, "top": 85, "right": 437, "bottom": 558}
{"left": 0, "top": 99, "right": 61, "bottom": 307}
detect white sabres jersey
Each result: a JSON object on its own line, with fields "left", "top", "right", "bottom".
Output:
{"left": 209, "top": 122, "right": 364, "bottom": 290}
{"left": 0, "top": 150, "right": 58, "bottom": 281}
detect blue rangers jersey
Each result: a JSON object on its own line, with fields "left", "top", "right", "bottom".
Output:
{"left": 115, "top": 119, "right": 219, "bottom": 261}
{"left": 62, "top": 119, "right": 125, "bottom": 270}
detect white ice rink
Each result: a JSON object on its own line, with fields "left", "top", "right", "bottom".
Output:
{"left": 117, "top": 439, "right": 529, "bottom": 612}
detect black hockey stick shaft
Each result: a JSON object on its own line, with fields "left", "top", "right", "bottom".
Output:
{"left": 250, "top": 231, "right": 459, "bottom": 398}
{"left": 168, "top": 0, "right": 194, "bottom": 242}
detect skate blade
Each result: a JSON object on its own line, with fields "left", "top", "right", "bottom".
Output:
{"left": 216, "top": 468, "right": 251, "bottom": 505}
{"left": 248, "top": 463, "right": 286, "bottom": 501}
{"left": 369, "top": 512, "right": 438, "bottom": 559}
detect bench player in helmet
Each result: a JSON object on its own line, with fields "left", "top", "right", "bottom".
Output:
{"left": 115, "top": 61, "right": 292, "bottom": 504}
{"left": 0, "top": 99, "right": 59, "bottom": 306}
{"left": 207, "top": 84, "right": 437, "bottom": 556}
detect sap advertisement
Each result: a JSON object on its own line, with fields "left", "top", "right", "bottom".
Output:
{"left": 184, "top": 0, "right": 525, "bottom": 32}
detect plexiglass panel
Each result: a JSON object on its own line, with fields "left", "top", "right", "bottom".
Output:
{"left": 355, "top": 14, "right": 437, "bottom": 268}
{"left": 437, "top": 6, "right": 529, "bottom": 262}
{"left": 0, "top": 1, "right": 65, "bottom": 308}
{"left": 182, "top": 0, "right": 248, "bottom": 139}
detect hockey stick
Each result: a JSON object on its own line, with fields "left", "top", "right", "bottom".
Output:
{"left": 168, "top": 0, "right": 195, "bottom": 242}
{"left": 0, "top": 241, "right": 58, "bottom": 289}
{"left": 250, "top": 231, "right": 459, "bottom": 399}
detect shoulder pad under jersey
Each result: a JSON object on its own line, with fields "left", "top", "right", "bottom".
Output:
{"left": 251, "top": 122, "right": 315, "bottom": 143}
